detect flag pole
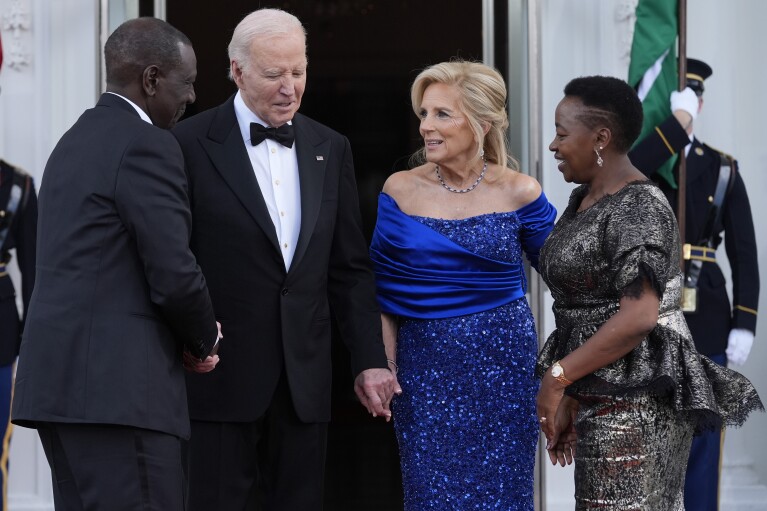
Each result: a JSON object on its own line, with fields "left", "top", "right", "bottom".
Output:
{"left": 677, "top": 0, "right": 687, "bottom": 268}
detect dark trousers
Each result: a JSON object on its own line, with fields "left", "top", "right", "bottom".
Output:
{"left": 38, "top": 422, "right": 185, "bottom": 511}
{"left": 0, "top": 364, "right": 12, "bottom": 511}
{"left": 684, "top": 352, "right": 727, "bottom": 511}
{"left": 185, "top": 373, "right": 328, "bottom": 511}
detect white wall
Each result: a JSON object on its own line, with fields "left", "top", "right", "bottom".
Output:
{"left": 539, "top": 0, "right": 767, "bottom": 509}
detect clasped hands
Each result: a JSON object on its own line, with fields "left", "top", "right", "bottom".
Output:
{"left": 183, "top": 321, "right": 223, "bottom": 373}
{"left": 536, "top": 373, "right": 578, "bottom": 467}
{"left": 354, "top": 367, "right": 402, "bottom": 422}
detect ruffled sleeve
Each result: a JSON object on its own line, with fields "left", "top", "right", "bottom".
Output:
{"left": 603, "top": 186, "right": 678, "bottom": 298}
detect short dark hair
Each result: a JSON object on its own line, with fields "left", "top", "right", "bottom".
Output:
{"left": 563, "top": 76, "right": 643, "bottom": 153}
{"left": 104, "top": 17, "right": 192, "bottom": 88}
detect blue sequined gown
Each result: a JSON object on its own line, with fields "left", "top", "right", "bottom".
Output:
{"left": 370, "top": 192, "right": 556, "bottom": 510}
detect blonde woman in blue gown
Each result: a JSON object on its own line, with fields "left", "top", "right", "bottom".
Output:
{"left": 370, "top": 61, "right": 556, "bottom": 510}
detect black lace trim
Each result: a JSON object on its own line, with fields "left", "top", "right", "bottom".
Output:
{"left": 621, "top": 261, "right": 663, "bottom": 300}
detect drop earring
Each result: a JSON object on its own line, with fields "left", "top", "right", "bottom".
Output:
{"left": 595, "top": 146, "right": 604, "bottom": 167}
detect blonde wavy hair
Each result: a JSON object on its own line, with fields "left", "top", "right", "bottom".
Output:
{"left": 410, "top": 60, "right": 518, "bottom": 170}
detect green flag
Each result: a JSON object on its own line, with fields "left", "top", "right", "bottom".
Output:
{"left": 628, "top": 0, "right": 679, "bottom": 188}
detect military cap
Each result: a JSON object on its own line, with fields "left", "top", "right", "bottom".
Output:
{"left": 686, "top": 58, "right": 713, "bottom": 96}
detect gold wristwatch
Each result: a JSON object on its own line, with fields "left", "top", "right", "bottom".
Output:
{"left": 551, "top": 361, "right": 573, "bottom": 386}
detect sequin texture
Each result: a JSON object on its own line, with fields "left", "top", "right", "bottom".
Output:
{"left": 393, "top": 212, "right": 539, "bottom": 510}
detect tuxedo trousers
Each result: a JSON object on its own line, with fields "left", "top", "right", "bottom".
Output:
{"left": 185, "top": 371, "right": 329, "bottom": 511}
{"left": 38, "top": 422, "right": 185, "bottom": 511}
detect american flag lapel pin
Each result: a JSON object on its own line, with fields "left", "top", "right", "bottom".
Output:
{"left": 316, "top": 155, "right": 324, "bottom": 161}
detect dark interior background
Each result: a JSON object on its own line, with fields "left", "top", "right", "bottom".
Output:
{"left": 166, "top": 1, "right": 505, "bottom": 509}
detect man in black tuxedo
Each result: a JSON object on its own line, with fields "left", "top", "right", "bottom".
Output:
{"left": 173, "top": 8, "right": 399, "bottom": 510}
{"left": 12, "top": 17, "right": 220, "bottom": 511}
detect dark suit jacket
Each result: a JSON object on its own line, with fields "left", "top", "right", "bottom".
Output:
{"left": 173, "top": 95, "right": 387, "bottom": 424}
{"left": 12, "top": 94, "right": 217, "bottom": 439}
{"left": 0, "top": 160, "right": 37, "bottom": 365}
{"left": 629, "top": 116, "right": 759, "bottom": 355}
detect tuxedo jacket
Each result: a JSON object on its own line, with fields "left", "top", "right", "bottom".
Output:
{"left": 629, "top": 116, "right": 759, "bottom": 355}
{"left": 173, "top": 95, "right": 387, "bottom": 424}
{"left": 12, "top": 94, "right": 218, "bottom": 439}
{"left": 0, "top": 160, "right": 37, "bottom": 366}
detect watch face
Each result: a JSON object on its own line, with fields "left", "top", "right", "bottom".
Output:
{"left": 552, "top": 365, "right": 563, "bottom": 377}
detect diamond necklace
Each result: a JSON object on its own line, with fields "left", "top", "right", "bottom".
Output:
{"left": 434, "top": 157, "right": 488, "bottom": 193}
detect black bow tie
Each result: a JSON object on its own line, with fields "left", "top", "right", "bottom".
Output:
{"left": 250, "top": 123, "right": 295, "bottom": 148}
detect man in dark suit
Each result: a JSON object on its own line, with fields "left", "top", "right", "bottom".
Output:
{"left": 0, "top": 158, "right": 36, "bottom": 510}
{"left": 173, "top": 8, "right": 399, "bottom": 510}
{"left": 11, "top": 17, "right": 220, "bottom": 511}
{"left": 629, "top": 58, "right": 759, "bottom": 511}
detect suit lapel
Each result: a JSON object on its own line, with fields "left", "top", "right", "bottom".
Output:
{"left": 200, "top": 97, "right": 280, "bottom": 252}
{"left": 291, "top": 114, "right": 329, "bottom": 272}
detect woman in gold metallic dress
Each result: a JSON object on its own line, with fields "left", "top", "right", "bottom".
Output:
{"left": 536, "top": 76, "right": 763, "bottom": 510}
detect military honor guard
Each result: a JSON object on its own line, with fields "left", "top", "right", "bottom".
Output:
{"left": 630, "top": 58, "right": 759, "bottom": 511}
{"left": 0, "top": 159, "right": 37, "bottom": 511}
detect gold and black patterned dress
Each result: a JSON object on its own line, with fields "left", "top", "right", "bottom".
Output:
{"left": 537, "top": 181, "right": 763, "bottom": 510}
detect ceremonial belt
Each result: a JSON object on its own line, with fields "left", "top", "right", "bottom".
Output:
{"left": 681, "top": 153, "right": 735, "bottom": 312}
{"left": 682, "top": 244, "right": 716, "bottom": 263}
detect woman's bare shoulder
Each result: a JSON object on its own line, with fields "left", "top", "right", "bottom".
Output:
{"left": 495, "top": 167, "right": 544, "bottom": 206}
{"left": 382, "top": 165, "right": 431, "bottom": 202}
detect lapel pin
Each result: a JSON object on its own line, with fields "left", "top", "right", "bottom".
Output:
{"left": 695, "top": 147, "right": 704, "bottom": 156}
{"left": 316, "top": 155, "right": 324, "bottom": 161}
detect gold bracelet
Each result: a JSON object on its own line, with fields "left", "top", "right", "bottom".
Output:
{"left": 551, "top": 361, "right": 573, "bottom": 386}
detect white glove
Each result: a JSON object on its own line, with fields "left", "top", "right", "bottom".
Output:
{"left": 670, "top": 87, "right": 699, "bottom": 120}
{"left": 726, "top": 328, "right": 754, "bottom": 366}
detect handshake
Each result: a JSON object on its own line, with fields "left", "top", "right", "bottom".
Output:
{"left": 183, "top": 320, "right": 223, "bottom": 373}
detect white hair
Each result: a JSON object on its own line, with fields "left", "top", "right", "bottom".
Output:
{"left": 227, "top": 8, "right": 306, "bottom": 79}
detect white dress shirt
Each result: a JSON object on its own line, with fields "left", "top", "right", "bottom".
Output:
{"left": 234, "top": 91, "right": 301, "bottom": 270}
{"left": 684, "top": 132, "right": 694, "bottom": 157}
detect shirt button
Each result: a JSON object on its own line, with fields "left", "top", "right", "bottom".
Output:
{"left": 280, "top": 211, "right": 285, "bottom": 217}
{"left": 283, "top": 243, "right": 288, "bottom": 249}
{"left": 281, "top": 288, "right": 289, "bottom": 296}
{"left": 271, "top": 147, "right": 276, "bottom": 154}
{"left": 275, "top": 179, "right": 280, "bottom": 186}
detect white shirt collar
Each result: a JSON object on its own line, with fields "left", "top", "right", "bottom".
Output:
{"left": 684, "top": 132, "right": 695, "bottom": 158}
{"left": 105, "top": 92, "right": 153, "bottom": 124}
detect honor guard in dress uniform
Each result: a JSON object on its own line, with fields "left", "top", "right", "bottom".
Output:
{"left": 0, "top": 159, "right": 37, "bottom": 510}
{"left": 629, "top": 58, "right": 760, "bottom": 511}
